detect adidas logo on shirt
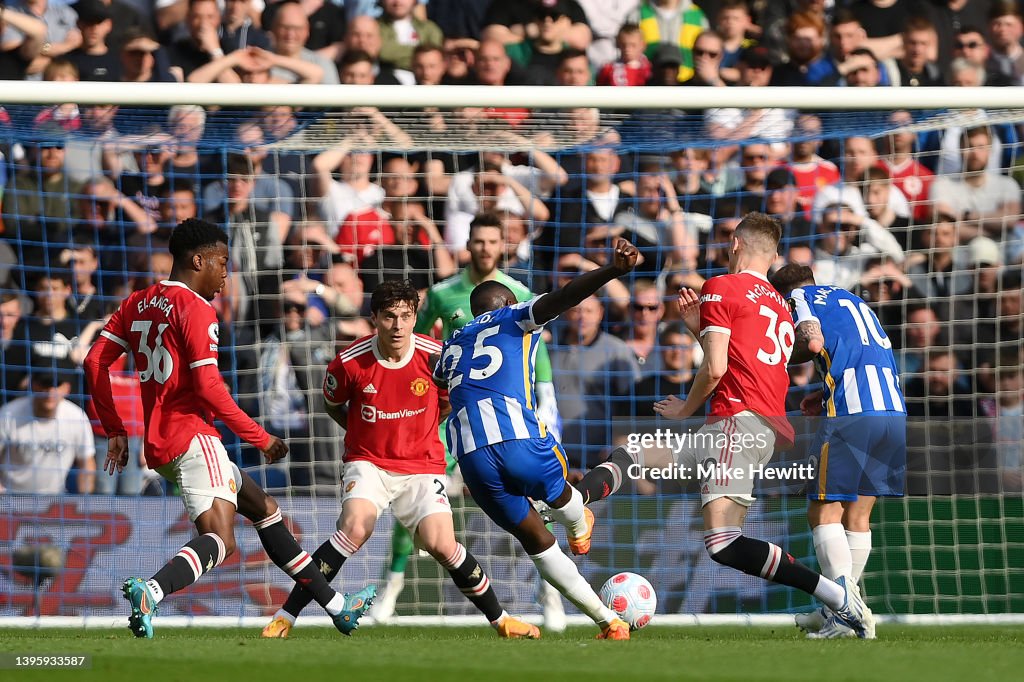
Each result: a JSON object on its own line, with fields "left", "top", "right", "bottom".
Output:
{"left": 363, "top": 384, "right": 378, "bottom": 394}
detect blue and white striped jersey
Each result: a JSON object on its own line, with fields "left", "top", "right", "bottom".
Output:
{"left": 433, "top": 297, "right": 548, "bottom": 459}
{"left": 791, "top": 285, "right": 906, "bottom": 416}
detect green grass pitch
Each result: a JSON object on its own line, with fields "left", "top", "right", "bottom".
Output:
{"left": 1, "top": 626, "right": 1022, "bottom": 682}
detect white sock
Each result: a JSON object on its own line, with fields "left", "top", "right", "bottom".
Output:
{"left": 324, "top": 593, "right": 346, "bottom": 616}
{"left": 547, "top": 486, "right": 589, "bottom": 538}
{"left": 145, "top": 579, "right": 164, "bottom": 604}
{"left": 812, "top": 575, "right": 846, "bottom": 611}
{"left": 529, "top": 544, "right": 616, "bottom": 626}
{"left": 812, "top": 523, "right": 852, "bottom": 579}
{"left": 274, "top": 608, "right": 297, "bottom": 625}
{"left": 386, "top": 570, "right": 405, "bottom": 586}
{"left": 489, "top": 610, "right": 510, "bottom": 629}
{"left": 846, "top": 530, "right": 872, "bottom": 582}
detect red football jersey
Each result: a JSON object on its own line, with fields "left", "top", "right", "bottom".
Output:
{"left": 878, "top": 158, "right": 933, "bottom": 222}
{"left": 789, "top": 158, "right": 840, "bottom": 214}
{"left": 324, "top": 333, "right": 446, "bottom": 475}
{"left": 699, "top": 271, "right": 796, "bottom": 447}
{"left": 86, "top": 280, "right": 270, "bottom": 468}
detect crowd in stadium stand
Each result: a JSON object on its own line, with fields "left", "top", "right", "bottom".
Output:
{"left": 0, "top": 0, "right": 1023, "bottom": 497}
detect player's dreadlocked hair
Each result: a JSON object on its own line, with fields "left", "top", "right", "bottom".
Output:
{"left": 769, "top": 263, "right": 816, "bottom": 297}
{"left": 168, "top": 218, "right": 229, "bottom": 261}
{"left": 370, "top": 279, "right": 420, "bottom": 315}
{"left": 470, "top": 280, "right": 517, "bottom": 317}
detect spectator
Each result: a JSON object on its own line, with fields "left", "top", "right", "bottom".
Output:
{"left": 787, "top": 113, "right": 840, "bottom": 214}
{"left": 987, "top": 0, "right": 1024, "bottom": 84}
{"left": 843, "top": 47, "right": 884, "bottom": 87}
{"left": 952, "top": 236, "right": 1003, "bottom": 349}
{"left": 683, "top": 29, "right": 726, "bottom": 86}
{"left": 0, "top": 368, "right": 95, "bottom": 494}
{"left": 633, "top": 321, "right": 700, "bottom": 417}
{"left": 913, "top": 0, "right": 993, "bottom": 74}
{"left": 0, "top": 4, "right": 47, "bottom": 79}
{"left": 258, "top": 296, "right": 338, "bottom": 490}
{"left": 702, "top": 214, "right": 739, "bottom": 274}
{"left": 706, "top": 47, "right": 794, "bottom": 141}
{"left": 411, "top": 42, "right": 446, "bottom": 84}
{"left": 60, "top": 241, "right": 104, "bottom": 320}
{"left": 379, "top": 0, "right": 444, "bottom": 72}
{"left": 596, "top": 23, "right": 652, "bottom": 87}
{"left": 904, "top": 347, "right": 982, "bottom": 418}
{"left": 629, "top": 0, "right": 707, "bottom": 83}
{"left": 850, "top": 0, "right": 913, "bottom": 48}
{"left": 345, "top": 14, "right": 406, "bottom": 84}
{"left": 878, "top": 110, "right": 935, "bottom": 224}
{"left": 339, "top": 49, "right": 376, "bottom": 84}
{"left": 445, "top": 153, "right": 557, "bottom": 256}
{"left": 510, "top": 4, "right": 579, "bottom": 85}
{"left": 85, "top": 0, "right": 143, "bottom": 53}
{"left": 187, "top": 45, "right": 324, "bottom": 84}
{"left": 32, "top": 59, "right": 82, "bottom": 132}
{"left": 112, "top": 143, "right": 171, "bottom": 223}
{"left": 312, "top": 136, "right": 384, "bottom": 239}
{"left": 894, "top": 16, "right": 945, "bottom": 87}
{"left": 906, "top": 208, "right": 972, "bottom": 301}
{"left": 992, "top": 349, "right": 1024, "bottom": 492}
{"left": 64, "top": 104, "right": 121, "bottom": 185}
{"left": 813, "top": 135, "right": 910, "bottom": 221}
{"left": 715, "top": 0, "right": 755, "bottom": 84}
{"left": 207, "top": 154, "right": 289, "bottom": 329}
{"left": 268, "top": 0, "right": 339, "bottom": 84}
{"left": 2, "top": 134, "right": 75, "bottom": 269}
{"left": 861, "top": 165, "right": 912, "bottom": 249}
{"left": 156, "top": 179, "right": 198, "bottom": 230}
{"left": 0, "top": 292, "right": 25, "bottom": 405}
{"left": 623, "top": 279, "right": 665, "bottom": 374}
{"left": 770, "top": 10, "right": 828, "bottom": 87}
{"left": 472, "top": 38, "right": 524, "bottom": 86}
{"left": 812, "top": 202, "right": 905, "bottom": 290}
{"left": 428, "top": 0, "right": 490, "bottom": 48}
{"left": 262, "top": 0, "right": 346, "bottom": 61}
{"left": 7, "top": 0, "right": 82, "bottom": 80}
{"left": 167, "top": 0, "right": 225, "bottom": 79}
{"left": 483, "top": 0, "right": 592, "bottom": 52}
{"left": 952, "top": 24, "right": 1016, "bottom": 86}
{"left": 646, "top": 41, "right": 685, "bottom": 85}
{"left": 763, "top": 167, "right": 814, "bottom": 247}
{"left": 118, "top": 28, "right": 176, "bottom": 83}
{"left": 897, "top": 303, "right": 946, "bottom": 377}
{"left": 930, "top": 125, "right": 1020, "bottom": 242}
{"left": 549, "top": 294, "right": 640, "bottom": 467}
{"left": 613, "top": 163, "right": 698, "bottom": 272}
{"left": 64, "top": 0, "right": 118, "bottom": 81}
{"left": 576, "top": 0, "right": 637, "bottom": 68}
{"left": 220, "top": 0, "right": 271, "bottom": 53}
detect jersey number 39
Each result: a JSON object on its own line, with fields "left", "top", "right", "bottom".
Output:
{"left": 757, "top": 306, "right": 795, "bottom": 366}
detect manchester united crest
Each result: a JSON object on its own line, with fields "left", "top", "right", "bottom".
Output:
{"left": 410, "top": 377, "right": 430, "bottom": 397}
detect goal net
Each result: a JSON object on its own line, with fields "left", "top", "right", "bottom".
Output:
{"left": 0, "top": 84, "right": 1022, "bottom": 625}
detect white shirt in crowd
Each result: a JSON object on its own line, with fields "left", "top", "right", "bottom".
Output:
{"left": 0, "top": 397, "right": 95, "bottom": 494}
{"left": 321, "top": 181, "right": 385, "bottom": 238}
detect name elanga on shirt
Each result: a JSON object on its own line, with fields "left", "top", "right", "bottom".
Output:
{"left": 137, "top": 295, "right": 174, "bottom": 317}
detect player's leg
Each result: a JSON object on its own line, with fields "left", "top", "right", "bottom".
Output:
{"left": 459, "top": 442, "right": 627, "bottom": 639}
{"left": 694, "top": 414, "right": 869, "bottom": 637}
{"left": 808, "top": 500, "right": 853, "bottom": 580}
{"left": 414, "top": 509, "right": 539, "bottom": 639}
{"left": 541, "top": 442, "right": 594, "bottom": 555}
{"left": 842, "top": 497, "right": 875, "bottom": 582}
{"left": 267, "top": 463, "right": 383, "bottom": 633}
{"left": 232, "top": 467, "right": 354, "bottom": 628}
{"left": 573, "top": 446, "right": 637, "bottom": 505}
{"left": 122, "top": 436, "right": 237, "bottom": 638}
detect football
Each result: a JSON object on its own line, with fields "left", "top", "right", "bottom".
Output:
{"left": 599, "top": 572, "right": 657, "bottom": 630}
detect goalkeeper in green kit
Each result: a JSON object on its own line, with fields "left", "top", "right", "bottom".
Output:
{"left": 371, "top": 213, "right": 567, "bottom": 630}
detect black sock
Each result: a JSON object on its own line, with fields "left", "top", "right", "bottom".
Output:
{"left": 705, "top": 528, "right": 820, "bottom": 595}
{"left": 255, "top": 510, "right": 340, "bottom": 611}
{"left": 441, "top": 544, "right": 503, "bottom": 622}
{"left": 281, "top": 530, "right": 354, "bottom": 618}
{"left": 575, "top": 447, "right": 633, "bottom": 504}
{"left": 151, "top": 533, "right": 225, "bottom": 596}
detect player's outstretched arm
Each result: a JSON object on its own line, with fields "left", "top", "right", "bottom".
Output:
{"left": 83, "top": 333, "right": 130, "bottom": 474}
{"left": 192, "top": 363, "right": 273, "bottom": 452}
{"left": 532, "top": 238, "right": 639, "bottom": 324}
